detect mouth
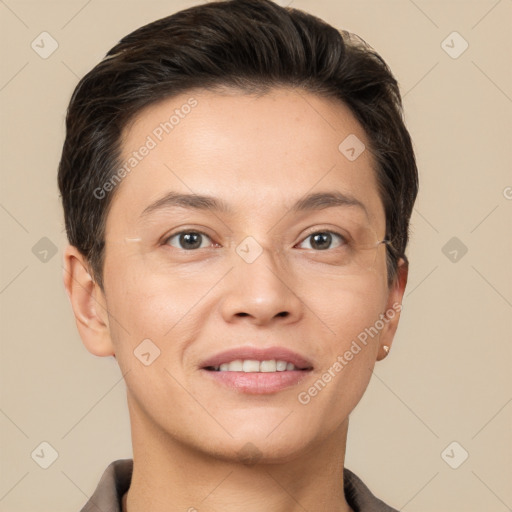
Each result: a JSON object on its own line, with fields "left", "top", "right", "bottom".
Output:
{"left": 200, "top": 347, "right": 314, "bottom": 394}
{"left": 204, "top": 359, "right": 311, "bottom": 372}
{"left": 200, "top": 346, "right": 314, "bottom": 372}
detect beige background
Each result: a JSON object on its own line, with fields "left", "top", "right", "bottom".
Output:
{"left": 1, "top": 0, "right": 511, "bottom": 511}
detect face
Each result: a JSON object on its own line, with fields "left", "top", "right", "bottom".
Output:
{"left": 70, "top": 87, "right": 406, "bottom": 463}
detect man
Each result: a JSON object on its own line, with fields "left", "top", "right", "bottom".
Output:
{"left": 58, "top": 0, "right": 418, "bottom": 510}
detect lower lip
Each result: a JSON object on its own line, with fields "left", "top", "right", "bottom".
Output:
{"left": 201, "top": 369, "right": 312, "bottom": 394}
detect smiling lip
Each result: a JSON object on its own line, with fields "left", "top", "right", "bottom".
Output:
{"left": 202, "top": 369, "right": 312, "bottom": 394}
{"left": 200, "top": 346, "right": 313, "bottom": 370}
{"left": 199, "top": 346, "right": 313, "bottom": 395}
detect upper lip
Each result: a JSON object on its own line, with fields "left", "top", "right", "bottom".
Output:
{"left": 200, "top": 346, "right": 314, "bottom": 370}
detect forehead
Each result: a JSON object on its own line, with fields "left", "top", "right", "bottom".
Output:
{"left": 107, "top": 87, "right": 385, "bottom": 232}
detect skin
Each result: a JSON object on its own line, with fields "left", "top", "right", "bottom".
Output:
{"left": 64, "top": 87, "right": 407, "bottom": 512}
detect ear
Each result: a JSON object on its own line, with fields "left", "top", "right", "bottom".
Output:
{"left": 62, "top": 245, "right": 115, "bottom": 357}
{"left": 376, "top": 258, "right": 408, "bottom": 361}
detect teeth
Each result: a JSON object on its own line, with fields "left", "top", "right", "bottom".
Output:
{"left": 260, "top": 360, "right": 276, "bottom": 372}
{"left": 276, "top": 360, "right": 287, "bottom": 371}
{"left": 211, "top": 359, "right": 299, "bottom": 372}
{"left": 242, "top": 359, "right": 261, "bottom": 372}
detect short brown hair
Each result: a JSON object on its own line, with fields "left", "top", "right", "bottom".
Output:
{"left": 58, "top": 0, "right": 418, "bottom": 288}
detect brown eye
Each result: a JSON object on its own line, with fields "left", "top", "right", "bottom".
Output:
{"left": 165, "top": 231, "right": 212, "bottom": 250}
{"left": 297, "top": 231, "right": 346, "bottom": 251}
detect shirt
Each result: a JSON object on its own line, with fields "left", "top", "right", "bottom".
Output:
{"left": 79, "top": 459, "right": 398, "bottom": 512}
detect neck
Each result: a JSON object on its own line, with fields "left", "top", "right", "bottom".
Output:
{"left": 123, "top": 395, "right": 354, "bottom": 512}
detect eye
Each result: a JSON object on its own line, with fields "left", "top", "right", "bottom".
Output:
{"left": 296, "top": 231, "right": 347, "bottom": 251}
{"left": 165, "top": 231, "right": 214, "bottom": 250}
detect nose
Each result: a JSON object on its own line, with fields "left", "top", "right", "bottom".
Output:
{"left": 219, "top": 245, "right": 304, "bottom": 327}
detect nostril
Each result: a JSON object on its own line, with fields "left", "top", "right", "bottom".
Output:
{"left": 234, "top": 311, "right": 289, "bottom": 318}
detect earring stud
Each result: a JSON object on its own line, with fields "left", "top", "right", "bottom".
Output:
{"left": 382, "top": 345, "right": 390, "bottom": 354}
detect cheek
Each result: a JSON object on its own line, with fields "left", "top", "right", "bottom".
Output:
{"left": 314, "top": 274, "right": 388, "bottom": 346}
{"left": 101, "top": 255, "right": 225, "bottom": 365}
{"left": 104, "top": 273, "right": 192, "bottom": 346}
{"left": 303, "top": 276, "right": 387, "bottom": 406}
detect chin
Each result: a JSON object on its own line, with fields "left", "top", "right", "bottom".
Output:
{"left": 194, "top": 428, "right": 314, "bottom": 466}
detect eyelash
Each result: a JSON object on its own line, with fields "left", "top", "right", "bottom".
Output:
{"left": 163, "top": 229, "right": 348, "bottom": 251}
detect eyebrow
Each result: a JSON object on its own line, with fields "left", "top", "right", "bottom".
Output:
{"left": 140, "top": 190, "right": 367, "bottom": 218}
{"left": 141, "top": 191, "right": 232, "bottom": 217}
{"left": 292, "top": 191, "right": 367, "bottom": 215}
